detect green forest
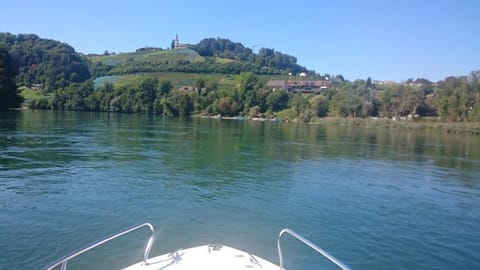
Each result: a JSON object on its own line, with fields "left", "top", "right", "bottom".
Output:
{"left": 1, "top": 32, "right": 479, "bottom": 126}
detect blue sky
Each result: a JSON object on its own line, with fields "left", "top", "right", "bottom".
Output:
{"left": 2, "top": 0, "right": 479, "bottom": 82}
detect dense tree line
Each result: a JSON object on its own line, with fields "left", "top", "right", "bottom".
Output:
{"left": 191, "top": 38, "right": 254, "bottom": 61}
{"left": 104, "top": 57, "right": 288, "bottom": 76}
{"left": 0, "top": 47, "right": 22, "bottom": 110}
{"left": 28, "top": 71, "right": 480, "bottom": 123}
{"left": 432, "top": 72, "right": 480, "bottom": 122}
{"left": 190, "top": 38, "right": 307, "bottom": 74}
{"left": 30, "top": 73, "right": 286, "bottom": 117}
{"left": 0, "top": 33, "right": 90, "bottom": 90}
{"left": 327, "top": 72, "right": 480, "bottom": 122}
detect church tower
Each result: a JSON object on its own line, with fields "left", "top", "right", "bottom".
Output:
{"left": 173, "top": 34, "right": 187, "bottom": 49}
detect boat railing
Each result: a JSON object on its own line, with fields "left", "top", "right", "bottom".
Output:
{"left": 277, "top": 228, "right": 350, "bottom": 270}
{"left": 42, "top": 223, "right": 155, "bottom": 270}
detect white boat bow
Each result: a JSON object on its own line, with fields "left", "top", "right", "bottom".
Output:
{"left": 123, "top": 244, "right": 278, "bottom": 270}
{"left": 42, "top": 223, "right": 350, "bottom": 270}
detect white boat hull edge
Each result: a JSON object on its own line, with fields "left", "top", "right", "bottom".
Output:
{"left": 123, "top": 244, "right": 279, "bottom": 270}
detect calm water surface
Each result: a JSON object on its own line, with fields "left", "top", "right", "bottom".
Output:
{"left": 1, "top": 110, "right": 479, "bottom": 270}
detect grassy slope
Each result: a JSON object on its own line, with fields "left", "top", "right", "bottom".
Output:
{"left": 94, "top": 72, "right": 299, "bottom": 91}
{"left": 90, "top": 48, "right": 318, "bottom": 90}
{"left": 90, "top": 48, "right": 201, "bottom": 66}
{"left": 90, "top": 48, "right": 244, "bottom": 66}
{"left": 112, "top": 72, "right": 237, "bottom": 90}
{"left": 91, "top": 49, "right": 239, "bottom": 90}
{"left": 19, "top": 87, "right": 52, "bottom": 100}
{"left": 18, "top": 86, "right": 53, "bottom": 106}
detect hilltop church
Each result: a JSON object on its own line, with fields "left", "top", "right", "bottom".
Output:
{"left": 173, "top": 34, "right": 188, "bottom": 49}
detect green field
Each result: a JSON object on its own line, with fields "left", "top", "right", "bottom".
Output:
{"left": 94, "top": 72, "right": 235, "bottom": 90}
{"left": 93, "top": 72, "right": 297, "bottom": 90}
{"left": 90, "top": 48, "right": 244, "bottom": 68}
{"left": 18, "top": 86, "right": 53, "bottom": 106}
{"left": 19, "top": 87, "right": 52, "bottom": 100}
{"left": 90, "top": 48, "right": 201, "bottom": 66}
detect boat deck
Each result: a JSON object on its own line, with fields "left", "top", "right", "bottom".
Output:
{"left": 123, "top": 244, "right": 279, "bottom": 270}
{"left": 42, "top": 223, "right": 349, "bottom": 270}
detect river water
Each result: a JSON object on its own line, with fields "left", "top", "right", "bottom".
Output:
{"left": 1, "top": 110, "right": 479, "bottom": 270}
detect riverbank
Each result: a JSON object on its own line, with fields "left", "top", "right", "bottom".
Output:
{"left": 309, "top": 117, "right": 480, "bottom": 135}
{"left": 197, "top": 113, "right": 480, "bottom": 135}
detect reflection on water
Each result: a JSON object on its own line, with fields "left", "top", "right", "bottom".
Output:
{"left": 0, "top": 110, "right": 479, "bottom": 270}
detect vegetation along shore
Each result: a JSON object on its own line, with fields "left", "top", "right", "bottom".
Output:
{"left": 1, "top": 33, "right": 479, "bottom": 134}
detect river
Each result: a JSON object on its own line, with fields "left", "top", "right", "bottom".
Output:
{"left": 1, "top": 110, "right": 479, "bottom": 269}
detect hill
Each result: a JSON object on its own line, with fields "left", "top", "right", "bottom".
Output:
{"left": 89, "top": 38, "right": 308, "bottom": 78}
{"left": 0, "top": 33, "right": 90, "bottom": 90}
{"left": 0, "top": 33, "right": 311, "bottom": 92}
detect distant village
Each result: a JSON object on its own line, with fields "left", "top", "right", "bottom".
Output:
{"left": 262, "top": 77, "right": 434, "bottom": 95}
{"left": 266, "top": 78, "right": 331, "bottom": 93}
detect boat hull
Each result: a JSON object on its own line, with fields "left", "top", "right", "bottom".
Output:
{"left": 123, "top": 244, "right": 279, "bottom": 270}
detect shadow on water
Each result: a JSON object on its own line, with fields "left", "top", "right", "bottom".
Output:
{"left": 1, "top": 111, "right": 478, "bottom": 189}
{"left": 3, "top": 110, "right": 479, "bottom": 196}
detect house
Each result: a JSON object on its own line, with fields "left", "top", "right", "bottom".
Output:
{"left": 178, "top": 86, "right": 207, "bottom": 94}
{"left": 373, "top": 80, "right": 396, "bottom": 85}
{"left": 32, "top": 83, "right": 43, "bottom": 90}
{"left": 266, "top": 80, "right": 287, "bottom": 91}
{"left": 266, "top": 79, "right": 331, "bottom": 93}
{"left": 287, "top": 80, "right": 331, "bottom": 93}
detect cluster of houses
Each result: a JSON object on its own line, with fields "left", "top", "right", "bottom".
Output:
{"left": 266, "top": 79, "right": 332, "bottom": 93}
{"left": 177, "top": 86, "right": 207, "bottom": 94}
{"left": 177, "top": 79, "right": 332, "bottom": 94}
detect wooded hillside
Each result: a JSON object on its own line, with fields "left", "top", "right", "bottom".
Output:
{"left": 0, "top": 33, "right": 90, "bottom": 90}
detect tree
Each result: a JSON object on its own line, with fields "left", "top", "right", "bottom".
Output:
{"left": 433, "top": 76, "right": 476, "bottom": 122}
{"left": 330, "top": 81, "right": 372, "bottom": 118}
{"left": 236, "top": 72, "right": 258, "bottom": 93}
{"left": 469, "top": 71, "right": 480, "bottom": 121}
{"left": 0, "top": 48, "right": 22, "bottom": 110}
{"left": 366, "top": 77, "right": 373, "bottom": 89}
{"left": 158, "top": 80, "right": 174, "bottom": 96}
{"left": 309, "top": 95, "right": 329, "bottom": 117}
{"left": 403, "top": 86, "right": 425, "bottom": 118}
{"left": 335, "top": 74, "right": 345, "bottom": 82}
{"left": 137, "top": 78, "right": 158, "bottom": 114}
{"left": 288, "top": 94, "right": 309, "bottom": 117}
{"left": 167, "top": 91, "right": 194, "bottom": 116}
{"left": 206, "top": 81, "right": 218, "bottom": 94}
{"left": 248, "top": 105, "right": 261, "bottom": 118}
{"left": 379, "top": 85, "right": 407, "bottom": 119}
{"left": 379, "top": 89, "right": 396, "bottom": 118}
{"left": 194, "top": 77, "right": 206, "bottom": 94}
{"left": 266, "top": 90, "right": 289, "bottom": 112}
